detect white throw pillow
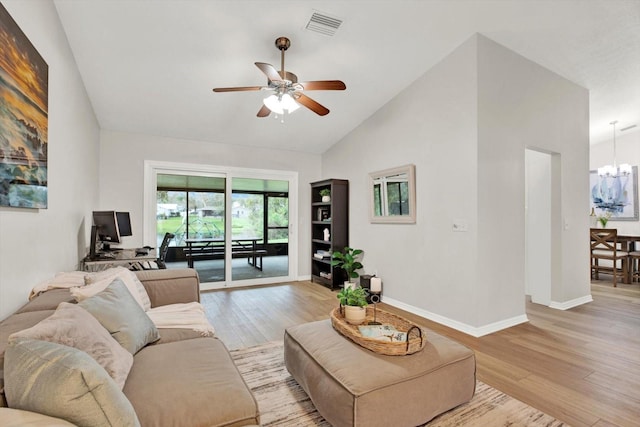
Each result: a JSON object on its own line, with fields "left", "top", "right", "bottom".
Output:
{"left": 73, "top": 267, "right": 151, "bottom": 311}
{"left": 9, "top": 302, "right": 134, "bottom": 389}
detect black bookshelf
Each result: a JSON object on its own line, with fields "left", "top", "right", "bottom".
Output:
{"left": 310, "top": 179, "right": 348, "bottom": 289}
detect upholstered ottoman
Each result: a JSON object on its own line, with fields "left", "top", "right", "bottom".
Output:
{"left": 284, "top": 319, "right": 475, "bottom": 427}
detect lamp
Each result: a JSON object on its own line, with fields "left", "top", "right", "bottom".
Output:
{"left": 598, "top": 121, "right": 631, "bottom": 177}
{"left": 263, "top": 92, "right": 300, "bottom": 116}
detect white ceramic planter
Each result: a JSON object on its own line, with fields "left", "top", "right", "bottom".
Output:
{"left": 344, "top": 305, "right": 366, "bottom": 325}
{"left": 322, "top": 195, "right": 331, "bottom": 202}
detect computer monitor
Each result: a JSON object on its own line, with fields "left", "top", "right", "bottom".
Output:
{"left": 116, "top": 212, "right": 132, "bottom": 237}
{"left": 92, "top": 211, "right": 121, "bottom": 250}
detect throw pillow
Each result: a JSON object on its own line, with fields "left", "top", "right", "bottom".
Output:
{"left": 78, "top": 278, "right": 160, "bottom": 354}
{"left": 75, "top": 267, "right": 151, "bottom": 311}
{"left": 4, "top": 338, "right": 140, "bottom": 427}
{"left": 9, "top": 302, "right": 133, "bottom": 389}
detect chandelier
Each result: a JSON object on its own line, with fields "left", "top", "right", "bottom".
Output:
{"left": 598, "top": 120, "right": 631, "bottom": 178}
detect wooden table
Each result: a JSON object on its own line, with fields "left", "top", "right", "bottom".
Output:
{"left": 184, "top": 237, "right": 265, "bottom": 270}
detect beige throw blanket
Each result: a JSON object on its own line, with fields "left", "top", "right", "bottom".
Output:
{"left": 147, "top": 302, "right": 215, "bottom": 337}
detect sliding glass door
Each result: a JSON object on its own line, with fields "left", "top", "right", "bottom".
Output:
{"left": 145, "top": 161, "right": 297, "bottom": 289}
{"left": 156, "top": 174, "right": 226, "bottom": 283}
{"left": 230, "top": 178, "right": 289, "bottom": 281}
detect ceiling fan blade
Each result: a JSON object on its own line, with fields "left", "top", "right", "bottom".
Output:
{"left": 257, "top": 104, "right": 271, "bottom": 117}
{"left": 299, "top": 80, "right": 346, "bottom": 91}
{"left": 255, "top": 62, "right": 282, "bottom": 82}
{"left": 296, "top": 93, "right": 330, "bottom": 116}
{"left": 212, "top": 86, "right": 263, "bottom": 92}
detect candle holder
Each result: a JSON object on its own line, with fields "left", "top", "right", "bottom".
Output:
{"left": 368, "top": 293, "right": 382, "bottom": 325}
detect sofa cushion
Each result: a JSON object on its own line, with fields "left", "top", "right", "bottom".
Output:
{"left": 153, "top": 327, "right": 210, "bottom": 345}
{"left": 78, "top": 278, "right": 160, "bottom": 354}
{"left": 134, "top": 268, "right": 200, "bottom": 307}
{"left": 9, "top": 302, "right": 133, "bottom": 389}
{"left": 76, "top": 267, "right": 151, "bottom": 311}
{"left": 4, "top": 338, "right": 140, "bottom": 427}
{"left": 15, "top": 289, "right": 75, "bottom": 314}
{"left": 124, "top": 338, "right": 259, "bottom": 427}
{"left": 0, "top": 408, "right": 76, "bottom": 426}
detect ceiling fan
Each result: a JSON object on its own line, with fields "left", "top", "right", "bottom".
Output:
{"left": 212, "top": 37, "right": 346, "bottom": 118}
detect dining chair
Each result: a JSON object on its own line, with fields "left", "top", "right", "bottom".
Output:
{"left": 627, "top": 250, "right": 640, "bottom": 283}
{"left": 590, "top": 228, "right": 628, "bottom": 287}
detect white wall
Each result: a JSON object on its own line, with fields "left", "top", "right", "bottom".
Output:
{"left": 590, "top": 130, "right": 640, "bottom": 235}
{"left": 322, "top": 34, "right": 590, "bottom": 336}
{"left": 0, "top": 0, "right": 100, "bottom": 320}
{"left": 98, "top": 130, "right": 321, "bottom": 278}
{"left": 323, "top": 36, "right": 481, "bottom": 329}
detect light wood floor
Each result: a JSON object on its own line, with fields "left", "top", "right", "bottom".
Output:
{"left": 201, "top": 279, "right": 640, "bottom": 427}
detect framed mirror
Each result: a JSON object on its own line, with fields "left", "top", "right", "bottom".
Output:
{"left": 369, "top": 164, "right": 416, "bottom": 224}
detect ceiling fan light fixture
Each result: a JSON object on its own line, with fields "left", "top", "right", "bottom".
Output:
{"left": 263, "top": 94, "right": 283, "bottom": 114}
{"left": 263, "top": 93, "right": 300, "bottom": 115}
{"left": 281, "top": 93, "right": 300, "bottom": 112}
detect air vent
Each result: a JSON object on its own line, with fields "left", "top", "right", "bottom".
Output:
{"left": 305, "top": 11, "right": 343, "bottom": 36}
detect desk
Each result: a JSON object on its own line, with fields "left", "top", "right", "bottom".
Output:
{"left": 82, "top": 248, "right": 157, "bottom": 272}
{"left": 185, "top": 238, "right": 265, "bottom": 270}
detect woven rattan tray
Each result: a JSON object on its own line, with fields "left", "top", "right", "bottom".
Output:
{"left": 330, "top": 306, "right": 426, "bottom": 356}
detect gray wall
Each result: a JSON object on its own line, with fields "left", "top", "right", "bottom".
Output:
{"left": 322, "top": 34, "right": 590, "bottom": 336}
{"left": 0, "top": 0, "right": 100, "bottom": 320}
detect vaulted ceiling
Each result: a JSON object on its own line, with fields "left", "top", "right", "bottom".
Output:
{"left": 53, "top": 0, "right": 640, "bottom": 153}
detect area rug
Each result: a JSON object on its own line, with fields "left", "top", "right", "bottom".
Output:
{"left": 230, "top": 341, "right": 566, "bottom": 426}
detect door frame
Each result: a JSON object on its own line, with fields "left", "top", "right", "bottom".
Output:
{"left": 143, "top": 160, "right": 298, "bottom": 289}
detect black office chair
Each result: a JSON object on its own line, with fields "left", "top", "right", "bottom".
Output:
{"left": 155, "top": 232, "right": 175, "bottom": 269}
{"left": 130, "top": 232, "right": 174, "bottom": 271}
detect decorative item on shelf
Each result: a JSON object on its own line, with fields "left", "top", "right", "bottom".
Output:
{"left": 317, "top": 207, "right": 329, "bottom": 221}
{"left": 336, "top": 286, "right": 368, "bottom": 325}
{"left": 320, "top": 188, "right": 331, "bottom": 203}
{"left": 323, "top": 228, "right": 330, "bottom": 241}
{"left": 597, "top": 211, "right": 612, "bottom": 228}
{"left": 331, "top": 247, "right": 364, "bottom": 288}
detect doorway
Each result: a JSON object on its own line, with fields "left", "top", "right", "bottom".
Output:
{"left": 525, "top": 149, "right": 560, "bottom": 306}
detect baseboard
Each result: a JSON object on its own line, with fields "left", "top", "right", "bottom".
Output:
{"left": 549, "top": 294, "right": 593, "bottom": 310}
{"left": 382, "top": 296, "right": 529, "bottom": 338}
{"left": 298, "top": 274, "right": 311, "bottom": 281}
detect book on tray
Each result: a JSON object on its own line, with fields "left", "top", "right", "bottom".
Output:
{"left": 358, "top": 324, "right": 407, "bottom": 342}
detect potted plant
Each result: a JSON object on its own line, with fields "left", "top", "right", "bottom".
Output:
{"left": 331, "top": 247, "right": 364, "bottom": 287}
{"left": 337, "top": 286, "right": 368, "bottom": 325}
{"left": 320, "top": 188, "right": 331, "bottom": 202}
{"left": 597, "top": 211, "right": 612, "bottom": 228}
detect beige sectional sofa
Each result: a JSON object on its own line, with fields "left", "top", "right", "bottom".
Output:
{"left": 0, "top": 268, "right": 259, "bottom": 426}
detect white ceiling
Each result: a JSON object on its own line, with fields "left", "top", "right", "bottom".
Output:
{"left": 53, "top": 0, "right": 640, "bottom": 154}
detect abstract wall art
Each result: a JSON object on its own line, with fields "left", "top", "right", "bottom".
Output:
{"left": 590, "top": 166, "right": 639, "bottom": 221}
{"left": 0, "top": 3, "right": 48, "bottom": 208}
